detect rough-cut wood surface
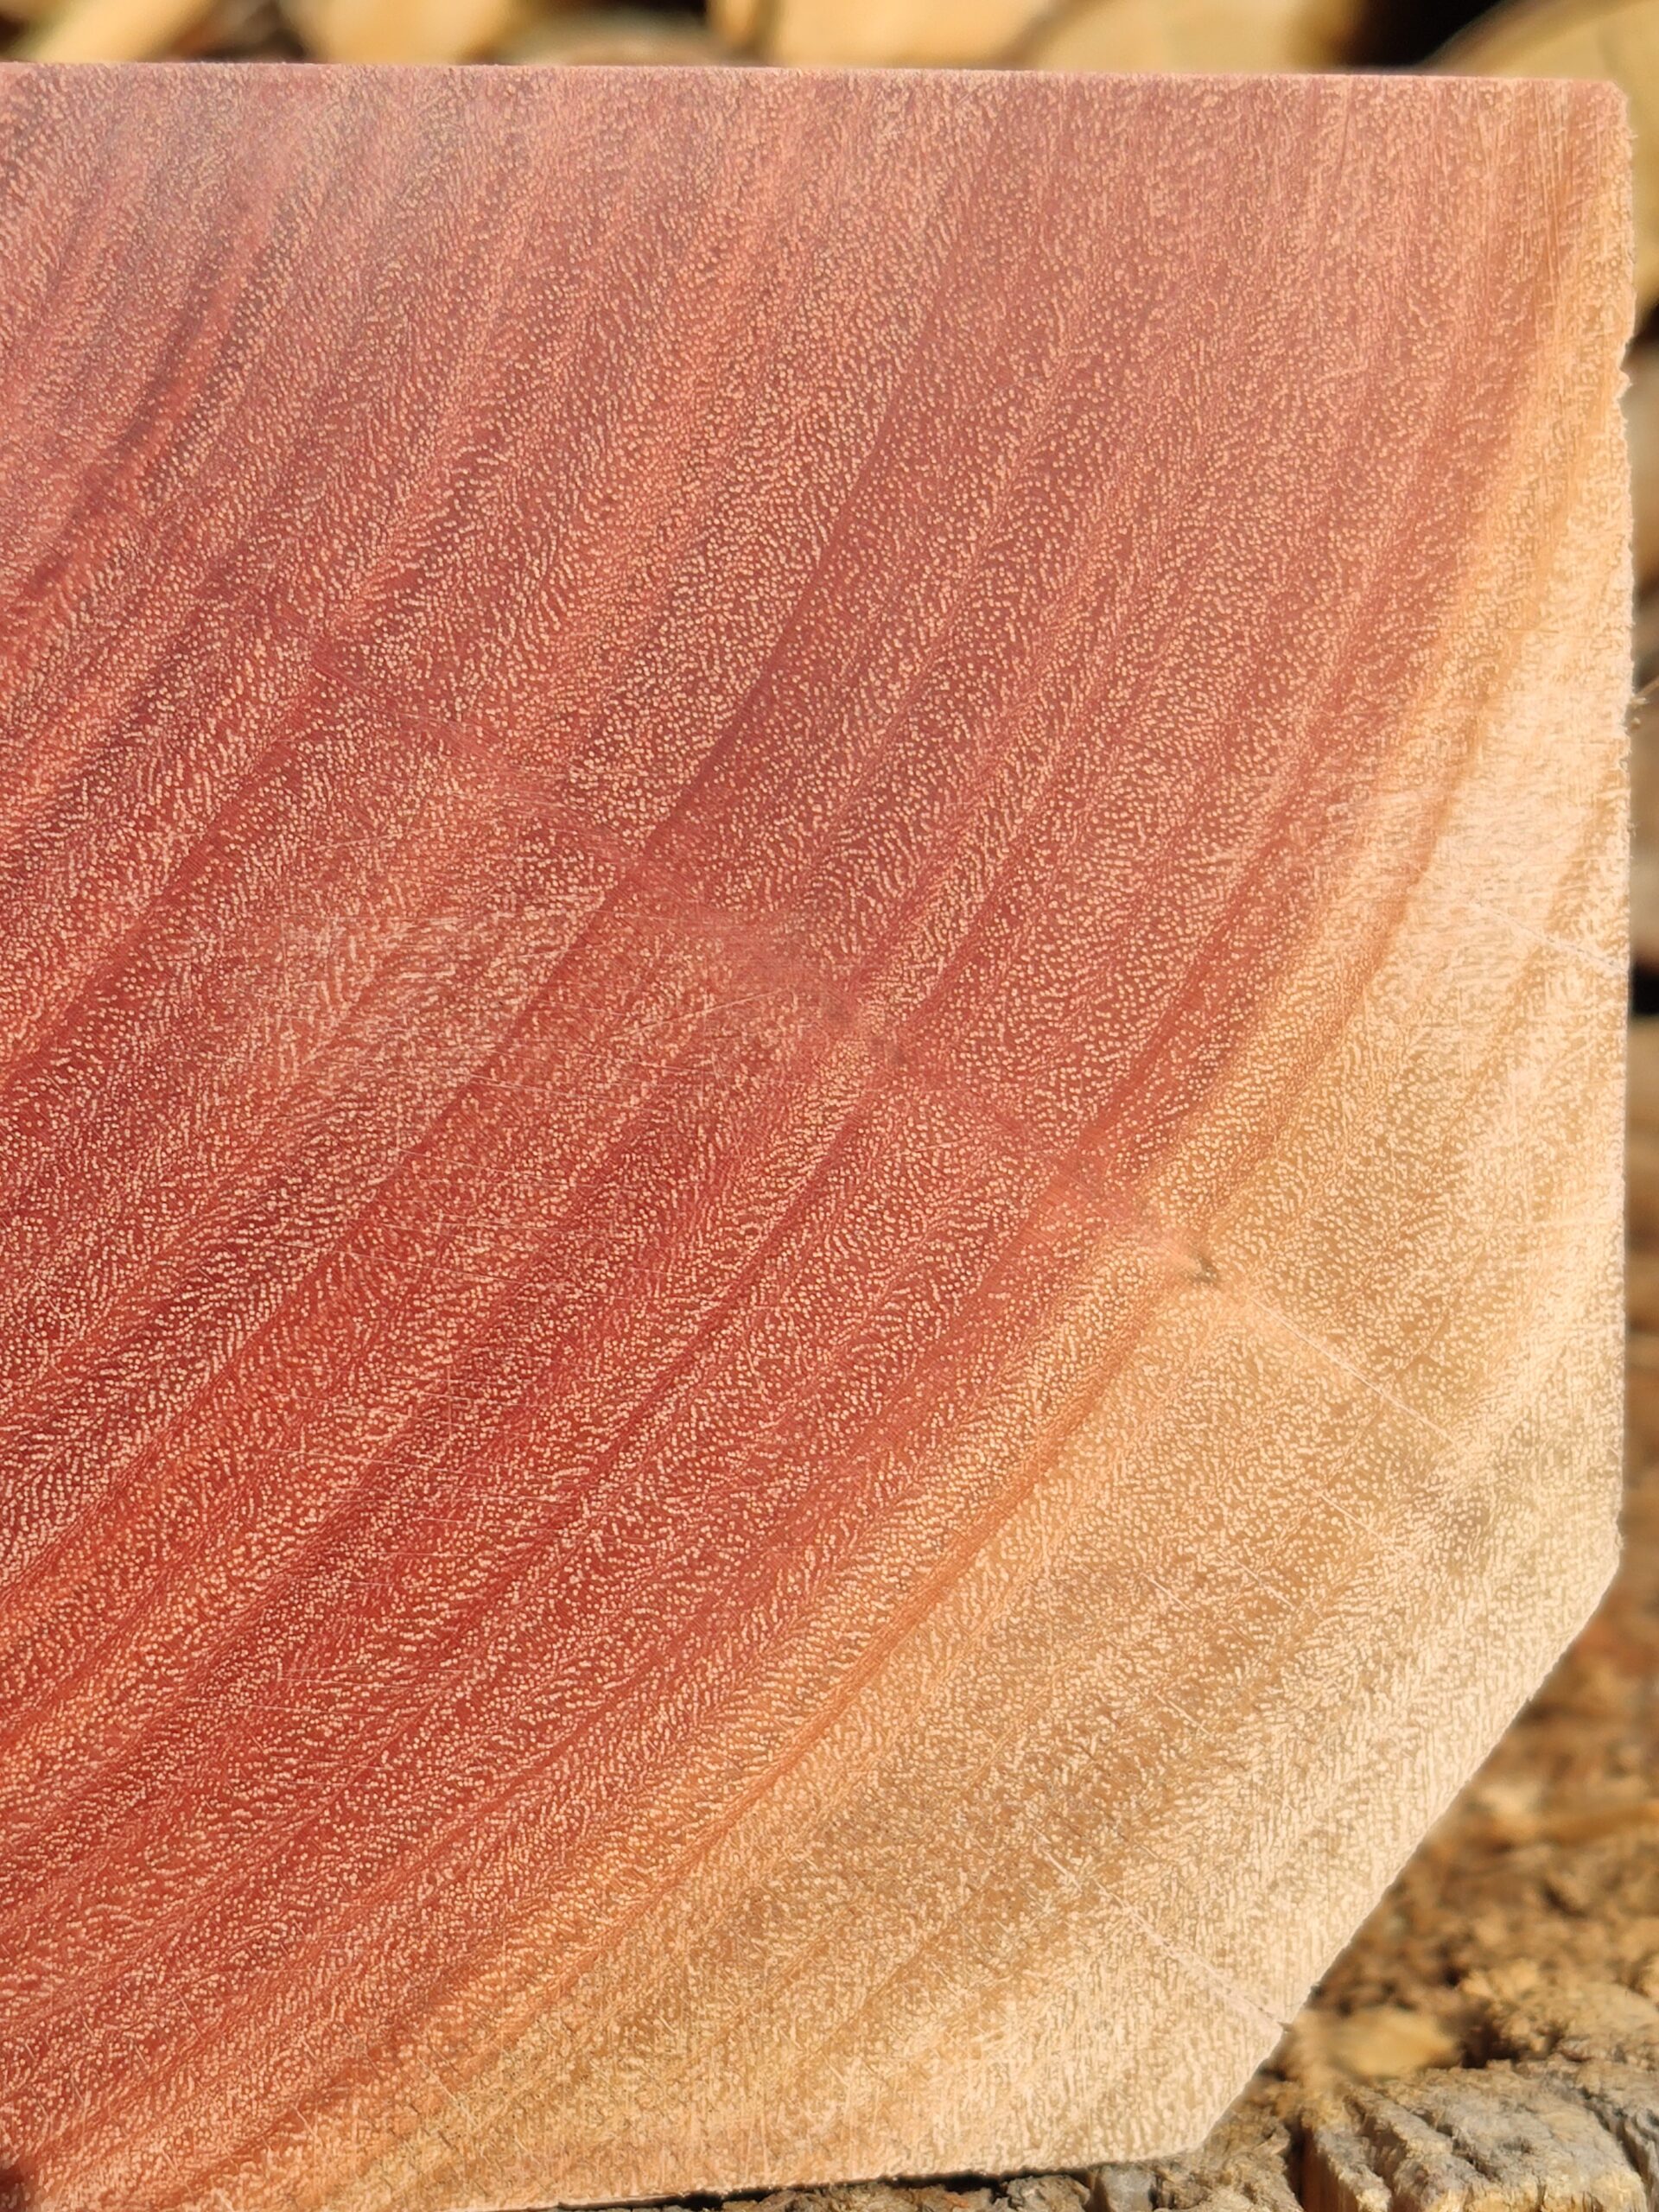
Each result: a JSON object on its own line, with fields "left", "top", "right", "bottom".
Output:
{"left": 0, "top": 63, "right": 1630, "bottom": 2212}
{"left": 747, "top": 1269, "right": 1659, "bottom": 2212}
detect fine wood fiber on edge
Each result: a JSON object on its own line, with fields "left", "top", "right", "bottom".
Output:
{"left": 0, "top": 61, "right": 1631, "bottom": 2212}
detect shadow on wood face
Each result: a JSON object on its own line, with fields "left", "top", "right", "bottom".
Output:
{"left": 0, "top": 60, "right": 1631, "bottom": 2212}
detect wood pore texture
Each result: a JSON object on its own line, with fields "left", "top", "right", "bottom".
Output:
{"left": 0, "top": 61, "right": 1633, "bottom": 2212}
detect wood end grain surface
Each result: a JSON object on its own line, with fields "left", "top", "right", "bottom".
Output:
{"left": 0, "top": 62, "right": 1633, "bottom": 2212}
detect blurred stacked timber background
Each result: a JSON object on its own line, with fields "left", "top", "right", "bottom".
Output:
{"left": 5, "top": 4, "right": 1656, "bottom": 2202}
{"left": 0, "top": 0, "right": 1654, "bottom": 143}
